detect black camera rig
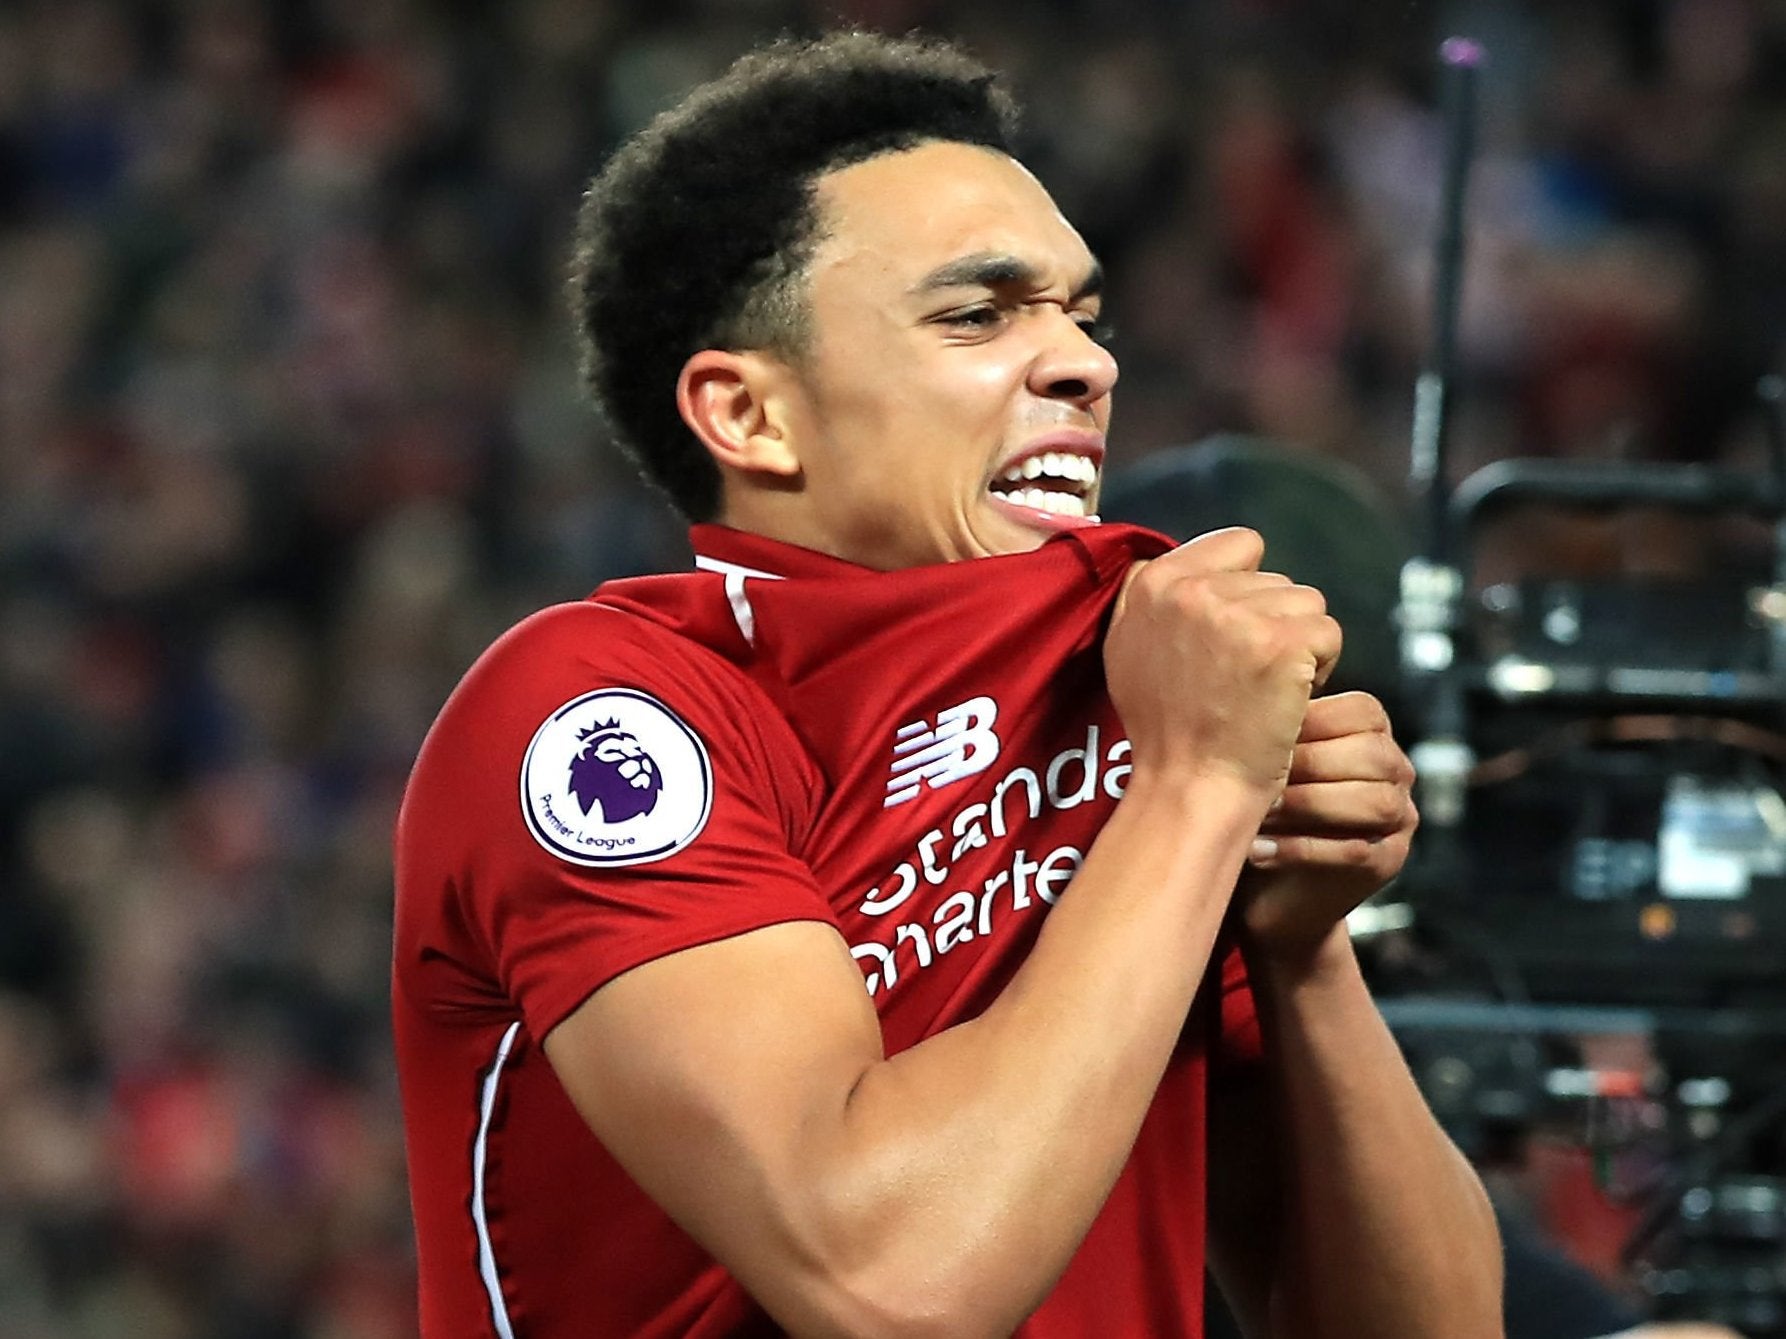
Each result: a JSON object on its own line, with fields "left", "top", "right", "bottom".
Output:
{"left": 1386, "top": 38, "right": 1786, "bottom": 1335}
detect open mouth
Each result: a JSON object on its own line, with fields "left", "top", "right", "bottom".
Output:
{"left": 986, "top": 450, "right": 1099, "bottom": 519}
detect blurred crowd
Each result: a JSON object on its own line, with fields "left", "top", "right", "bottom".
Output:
{"left": 0, "top": 1, "right": 1782, "bottom": 1335}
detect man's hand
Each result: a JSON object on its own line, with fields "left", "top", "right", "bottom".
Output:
{"left": 1106, "top": 528, "right": 1342, "bottom": 798}
{"left": 1210, "top": 692, "right": 1499, "bottom": 1339}
{"left": 1239, "top": 690, "right": 1417, "bottom": 960}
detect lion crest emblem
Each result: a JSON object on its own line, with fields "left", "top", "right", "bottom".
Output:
{"left": 567, "top": 720, "right": 662, "bottom": 823}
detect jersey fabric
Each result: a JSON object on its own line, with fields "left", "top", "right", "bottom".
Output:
{"left": 394, "top": 521, "right": 1262, "bottom": 1339}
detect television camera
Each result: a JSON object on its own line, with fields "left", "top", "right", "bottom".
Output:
{"left": 1391, "top": 41, "right": 1786, "bottom": 1334}
{"left": 1105, "top": 37, "right": 1786, "bottom": 1334}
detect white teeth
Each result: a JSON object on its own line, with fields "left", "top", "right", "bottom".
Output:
{"left": 1000, "top": 487, "right": 1087, "bottom": 517}
{"left": 993, "top": 452, "right": 1100, "bottom": 515}
{"left": 1000, "top": 453, "right": 1100, "bottom": 485}
{"left": 1052, "top": 491, "right": 1087, "bottom": 516}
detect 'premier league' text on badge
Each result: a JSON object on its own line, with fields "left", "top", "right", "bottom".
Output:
{"left": 521, "top": 688, "right": 712, "bottom": 867}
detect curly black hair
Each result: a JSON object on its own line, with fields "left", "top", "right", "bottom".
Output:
{"left": 570, "top": 31, "right": 1020, "bottom": 521}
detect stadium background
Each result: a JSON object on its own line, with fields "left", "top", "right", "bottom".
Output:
{"left": 1, "top": 1, "right": 1783, "bottom": 1335}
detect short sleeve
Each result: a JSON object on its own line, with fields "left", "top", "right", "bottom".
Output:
{"left": 401, "top": 603, "right": 836, "bottom": 1042}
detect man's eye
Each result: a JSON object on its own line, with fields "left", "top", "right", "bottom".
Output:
{"left": 1075, "top": 314, "right": 1115, "bottom": 345}
{"left": 941, "top": 306, "right": 1003, "bottom": 330}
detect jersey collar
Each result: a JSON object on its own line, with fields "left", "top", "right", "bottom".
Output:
{"left": 687, "top": 524, "right": 870, "bottom": 581}
{"left": 690, "top": 521, "right": 1169, "bottom": 586}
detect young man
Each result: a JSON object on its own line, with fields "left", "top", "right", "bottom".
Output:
{"left": 394, "top": 32, "right": 1504, "bottom": 1339}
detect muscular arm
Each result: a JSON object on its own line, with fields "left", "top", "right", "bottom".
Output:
{"left": 1207, "top": 694, "right": 1503, "bottom": 1339}
{"left": 1208, "top": 930, "right": 1503, "bottom": 1339}
{"left": 542, "top": 528, "right": 1330, "bottom": 1338}
{"left": 548, "top": 770, "right": 1263, "bottom": 1338}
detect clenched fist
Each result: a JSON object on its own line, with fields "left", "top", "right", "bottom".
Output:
{"left": 1104, "top": 527, "right": 1342, "bottom": 800}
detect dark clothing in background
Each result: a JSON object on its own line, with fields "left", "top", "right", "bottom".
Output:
{"left": 1204, "top": 1203, "right": 1642, "bottom": 1339}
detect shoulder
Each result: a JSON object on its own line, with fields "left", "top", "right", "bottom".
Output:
{"left": 402, "top": 597, "right": 816, "bottom": 858}
{"left": 487, "top": 593, "right": 732, "bottom": 682}
{"left": 395, "top": 596, "right": 832, "bottom": 1036}
{"left": 448, "top": 596, "right": 761, "bottom": 744}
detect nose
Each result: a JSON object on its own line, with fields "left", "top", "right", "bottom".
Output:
{"left": 1029, "top": 311, "right": 1118, "bottom": 407}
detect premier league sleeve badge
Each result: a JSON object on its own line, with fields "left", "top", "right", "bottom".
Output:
{"left": 520, "top": 688, "right": 713, "bottom": 867}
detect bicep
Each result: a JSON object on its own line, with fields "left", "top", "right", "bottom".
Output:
{"left": 542, "top": 919, "right": 885, "bottom": 1320}
{"left": 1206, "top": 1068, "right": 1283, "bottom": 1339}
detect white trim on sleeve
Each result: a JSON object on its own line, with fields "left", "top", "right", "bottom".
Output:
{"left": 472, "top": 1021, "right": 523, "bottom": 1339}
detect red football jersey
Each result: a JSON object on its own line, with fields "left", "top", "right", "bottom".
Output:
{"left": 394, "top": 522, "right": 1261, "bottom": 1338}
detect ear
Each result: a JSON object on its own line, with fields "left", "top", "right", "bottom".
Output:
{"left": 676, "top": 349, "right": 804, "bottom": 481}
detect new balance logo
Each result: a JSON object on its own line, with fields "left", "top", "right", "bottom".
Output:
{"left": 885, "top": 696, "right": 1001, "bottom": 808}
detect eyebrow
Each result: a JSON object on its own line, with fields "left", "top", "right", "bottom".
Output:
{"left": 909, "top": 251, "right": 1104, "bottom": 302}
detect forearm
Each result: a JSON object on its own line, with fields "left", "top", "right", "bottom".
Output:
{"left": 806, "top": 769, "right": 1264, "bottom": 1335}
{"left": 1248, "top": 928, "right": 1502, "bottom": 1339}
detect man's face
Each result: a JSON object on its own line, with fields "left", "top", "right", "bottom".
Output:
{"left": 762, "top": 140, "right": 1116, "bottom": 570}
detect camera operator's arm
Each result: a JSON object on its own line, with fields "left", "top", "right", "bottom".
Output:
{"left": 1207, "top": 693, "right": 1504, "bottom": 1339}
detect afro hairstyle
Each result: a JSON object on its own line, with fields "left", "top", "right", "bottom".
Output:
{"left": 570, "top": 30, "right": 1021, "bottom": 521}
